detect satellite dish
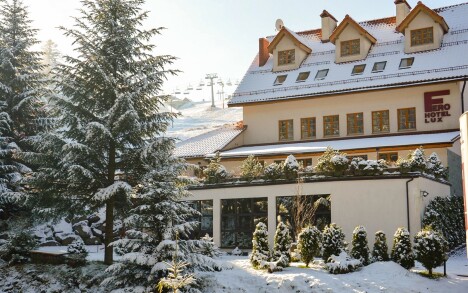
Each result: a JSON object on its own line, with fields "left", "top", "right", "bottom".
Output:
{"left": 275, "top": 19, "right": 284, "bottom": 31}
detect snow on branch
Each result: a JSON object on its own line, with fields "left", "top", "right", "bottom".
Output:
{"left": 93, "top": 181, "right": 132, "bottom": 202}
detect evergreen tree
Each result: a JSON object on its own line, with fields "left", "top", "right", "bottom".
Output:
{"left": 297, "top": 226, "right": 321, "bottom": 267}
{"left": 372, "top": 231, "right": 389, "bottom": 262}
{"left": 350, "top": 225, "right": 370, "bottom": 265}
{"left": 283, "top": 154, "right": 299, "bottom": 180}
{"left": 391, "top": 227, "right": 414, "bottom": 269}
{"left": 264, "top": 162, "right": 282, "bottom": 181}
{"left": 203, "top": 153, "right": 228, "bottom": 184}
{"left": 426, "top": 152, "right": 447, "bottom": 179}
{"left": 250, "top": 222, "right": 270, "bottom": 269}
{"left": 0, "top": 0, "right": 45, "bottom": 235}
{"left": 41, "top": 39, "right": 61, "bottom": 76}
{"left": 272, "top": 222, "right": 292, "bottom": 267}
{"left": 240, "top": 154, "right": 263, "bottom": 182}
{"left": 414, "top": 227, "right": 448, "bottom": 276}
{"left": 322, "top": 223, "right": 347, "bottom": 262}
{"left": 22, "top": 0, "right": 177, "bottom": 264}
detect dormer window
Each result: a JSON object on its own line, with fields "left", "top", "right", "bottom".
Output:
{"left": 399, "top": 57, "right": 414, "bottom": 69}
{"left": 278, "top": 49, "right": 295, "bottom": 65}
{"left": 410, "top": 27, "right": 433, "bottom": 46}
{"left": 296, "top": 71, "right": 310, "bottom": 82}
{"left": 341, "top": 39, "right": 360, "bottom": 57}
{"left": 315, "top": 69, "right": 329, "bottom": 80}
{"left": 274, "top": 75, "right": 287, "bottom": 85}
{"left": 372, "top": 61, "right": 387, "bottom": 73}
{"left": 352, "top": 64, "right": 366, "bottom": 75}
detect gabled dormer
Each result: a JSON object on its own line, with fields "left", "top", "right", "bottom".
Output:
{"left": 268, "top": 27, "right": 312, "bottom": 72}
{"left": 329, "top": 15, "right": 377, "bottom": 63}
{"left": 396, "top": 1, "right": 449, "bottom": 54}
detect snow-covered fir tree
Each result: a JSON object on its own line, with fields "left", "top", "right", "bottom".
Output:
{"left": 67, "top": 238, "right": 87, "bottom": 255}
{"left": 40, "top": 39, "right": 61, "bottom": 76}
{"left": 102, "top": 140, "right": 223, "bottom": 291}
{"left": 372, "top": 231, "right": 389, "bottom": 262}
{"left": 409, "top": 147, "right": 426, "bottom": 172}
{"left": 272, "top": 222, "right": 292, "bottom": 267}
{"left": 22, "top": 0, "right": 177, "bottom": 265}
{"left": 414, "top": 228, "right": 448, "bottom": 276}
{"left": 322, "top": 223, "right": 347, "bottom": 262}
{"left": 203, "top": 153, "right": 228, "bottom": 184}
{"left": 283, "top": 154, "right": 299, "bottom": 180}
{"left": 297, "top": 226, "right": 321, "bottom": 267}
{"left": 0, "top": 0, "right": 46, "bottom": 240}
{"left": 426, "top": 152, "right": 447, "bottom": 178}
{"left": 350, "top": 225, "right": 370, "bottom": 265}
{"left": 264, "top": 162, "right": 282, "bottom": 181}
{"left": 250, "top": 222, "right": 270, "bottom": 269}
{"left": 240, "top": 154, "right": 263, "bottom": 182}
{"left": 391, "top": 227, "right": 414, "bottom": 269}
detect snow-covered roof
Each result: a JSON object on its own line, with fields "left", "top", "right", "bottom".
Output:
{"left": 230, "top": 3, "right": 468, "bottom": 106}
{"left": 174, "top": 123, "right": 245, "bottom": 158}
{"left": 208, "top": 130, "right": 459, "bottom": 158}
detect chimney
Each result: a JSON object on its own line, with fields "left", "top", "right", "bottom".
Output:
{"left": 259, "top": 38, "right": 270, "bottom": 67}
{"left": 320, "top": 10, "right": 338, "bottom": 42}
{"left": 395, "top": 0, "right": 411, "bottom": 26}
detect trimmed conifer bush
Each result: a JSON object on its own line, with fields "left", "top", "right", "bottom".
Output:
{"left": 350, "top": 226, "right": 370, "bottom": 265}
{"left": 240, "top": 155, "right": 263, "bottom": 182}
{"left": 272, "top": 222, "right": 292, "bottom": 267}
{"left": 372, "top": 231, "right": 389, "bottom": 262}
{"left": 250, "top": 222, "right": 270, "bottom": 269}
{"left": 322, "top": 223, "right": 347, "bottom": 262}
{"left": 297, "top": 226, "right": 321, "bottom": 267}
{"left": 414, "top": 228, "right": 448, "bottom": 276}
{"left": 283, "top": 155, "right": 299, "bottom": 180}
{"left": 391, "top": 227, "right": 414, "bottom": 269}
{"left": 203, "top": 153, "right": 228, "bottom": 184}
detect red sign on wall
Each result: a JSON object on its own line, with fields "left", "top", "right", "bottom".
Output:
{"left": 424, "top": 90, "right": 451, "bottom": 123}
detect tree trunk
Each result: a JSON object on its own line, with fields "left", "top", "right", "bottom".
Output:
{"left": 104, "top": 142, "right": 116, "bottom": 265}
{"left": 429, "top": 268, "right": 432, "bottom": 276}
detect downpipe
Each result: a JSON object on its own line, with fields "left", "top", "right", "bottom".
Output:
{"left": 405, "top": 177, "right": 414, "bottom": 232}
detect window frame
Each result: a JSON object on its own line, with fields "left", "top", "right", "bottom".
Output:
{"left": 323, "top": 115, "right": 340, "bottom": 137}
{"left": 296, "top": 71, "right": 310, "bottom": 82}
{"left": 379, "top": 152, "right": 399, "bottom": 163}
{"left": 274, "top": 75, "right": 287, "bottom": 86}
{"left": 352, "top": 64, "right": 366, "bottom": 75}
{"left": 315, "top": 69, "right": 329, "bottom": 80}
{"left": 399, "top": 57, "right": 415, "bottom": 69}
{"left": 372, "top": 110, "right": 390, "bottom": 134}
{"left": 410, "top": 27, "right": 434, "bottom": 47}
{"left": 346, "top": 112, "right": 364, "bottom": 135}
{"left": 300, "top": 117, "right": 316, "bottom": 140}
{"left": 397, "top": 107, "right": 416, "bottom": 131}
{"left": 372, "top": 61, "right": 387, "bottom": 73}
{"left": 341, "top": 39, "right": 360, "bottom": 57}
{"left": 278, "top": 49, "right": 295, "bottom": 66}
{"left": 297, "top": 158, "right": 313, "bottom": 168}
{"left": 278, "top": 119, "right": 294, "bottom": 141}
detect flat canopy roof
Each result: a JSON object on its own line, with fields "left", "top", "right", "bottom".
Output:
{"left": 208, "top": 131, "right": 459, "bottom": 158}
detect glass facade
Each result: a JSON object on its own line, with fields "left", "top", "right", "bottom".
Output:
{"left": 187, "top": 200, "right": 213, "bottom": 239}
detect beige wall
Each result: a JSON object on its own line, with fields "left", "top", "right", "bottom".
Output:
{"left": 188, "top": 176, "right": 450, "bottom": 250}
{"left": 272, "top": 36, "right": 309, "bottom": 72}
{"left": 334, "top": 24, "right": 373, "bottom": 63}
{"left": 243, "top": 82, "right": 461, "bottom": 145}
{"left": 404, "top": 12, "right": 444, "bottom": 53}
{"left": 459, "top": 112, "right": 468, "bottom": 256}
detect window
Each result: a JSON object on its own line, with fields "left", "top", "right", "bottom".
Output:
{"left": 398, "top": 107, "right": 416, "bottom": 130}
{"left": 372, "top": 110, "right": 390, "bottom": 133}
{"left": 301, "top": 117, "right": 316, "bottom": 139}
{"left": 323, "top": 115, "right": 339, "bottom": 136}
{"left": 347, "top": 112, "right": 364, "bottom": 135}
{"left": 315, "top": 69, "right": 329, "bottom": 80}
{"left": 187, "top": 200, "right": 213, "bottom": 239}
{"left": 274, "top": 75, "right": 287, "bottom": 85}
{"left": 278, "top": 49, "right": 295, "bottom": 65}
{"left": 296, "top": 71, "right": 310, "bottom": 82}
{"left": 279, "top": 119, "right": 294, "bottom": 141}
{"left": 379, "top": 152, "right": 399, "bottom": 163}
{"left": 347, "top": 155, "right": 368, "bottom": 161}
{"left": 411, "top": 27, "right": 433, "bottom": 46}
{"left": 221, "top": 197, "right": 268, "bottom": 248}
{"left": 298, "top": 158, "right": 313, "bottom": 168}
{"left": 372, "top": 61, "right": 387, "bottom": 73}
{"left": 341, "top": 39, "right": 360, "bottom": 56}
{"left": 399, "top": 57, "right": 414, "bottom": 69}
{"left": 352, "top": 64, "right": 366, "bottom": 75}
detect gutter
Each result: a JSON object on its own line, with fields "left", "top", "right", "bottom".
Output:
{"left": 405, "top": 178, "right": 414, "bottom": 232}
{"left": 461, "top": 77, "right": 467, "bottom": 113}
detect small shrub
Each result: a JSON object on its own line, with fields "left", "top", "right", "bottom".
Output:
{"left": 0, "top": 230, "right": 37, "bottom": 265}
{"left": 67, "top": 239, "right": 88, "bottom": 254}
{"left": 250, "top": 222, "right": 270, "bottom": 269}
{"left": 325, "top": 251, "right": 361, "bottom": 274}
{"left": 350, "top": 226, "right": 370, "bottom": 266}
{"left": 322, "top": 223, "right": 347, "bottom": 262}
{"left": 240, "top": 155, "right": 263, "bottom": 182}
{"left": 264, "top": 162, "right": 283, "bottom": 181}
{"left": 199, "top": 234, "right": 222, "bottom": 257}
{"left": 398, "top": 147, "right": 427, "bottom": 173}
{"left": 426, "top": 153, "right": 447, "bottom": 179}
{"left": 314, "top": 147, "right": 348, "bottom": 176}
{"left": 414, "top": 228, "right": 448, "bottom": 276}
{"left": 283, "top": 155, "right": 299, "bottom": 180}
{"left": 372, "top": 231, "right": 389, "bottom": 262}
{"left": 203, "top": 153, "right": 228, "bottom": 184}
{"left": 391, "top": 227, "right": 414, "bottom": 269}
{"left": 272, "top": 222, "right": 292, "bottom": 267}
{"left": 297, "top": 226, "right": 321, "bottom": 267}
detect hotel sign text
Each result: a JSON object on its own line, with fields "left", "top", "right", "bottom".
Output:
{"left": 424, "top": 90, "right": 451, "bottom": 123}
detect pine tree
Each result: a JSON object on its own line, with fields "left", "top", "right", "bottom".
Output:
{"left": 414, "top": 228, "right": 448, "bottom": 276}
{"left": 272, "top": 222, "right": 292, "bottom": 267}
{"left": 264, "top": 162, "right": 282, "bottom": 181}
{"left": 283, "top": 154, "right": 299, "bottom": 180}
{"left": 250, "top": 222, "right": 270, "bottom": 269}
{"left": 372, "top": 231, "right": 389, "bottom": 262}
{"left": 322, "top": 223, "right": 347, "bottom": 262}
{"left": 391, "top": 227, "right": 414, "bottom": 269}
{"left": 297, "top": 226, "right": 321, "bottom": 267}
{"left": 203, "top": 153, "right": 228, "bottom": 184}
{"left": 240, "top": 154, "right": 263, "bottom": 182}
{"left": 41, "top": 39, "right": 61, "bottom": 76}
{"left": 409, "top": 147, "right": 426, "bottom": 172}
{"left": 0, "top": 0, "right": 46, "bottom": 237}
{"left": 22, "top": 0, "right": 177, "bottom": 265}
{"left": 350, "top": 225, "right": 370, "bottom": 265}
{"left": 426, "top": 152, "right": 447, "bottom": 179}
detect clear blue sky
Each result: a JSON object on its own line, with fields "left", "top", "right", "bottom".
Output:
{"left": 24, "top": 0, "right": 462, "bottom": 101}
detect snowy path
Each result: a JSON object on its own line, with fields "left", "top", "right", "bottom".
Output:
{"left": 200, "top": 253, "right": 468, "bottom": 293}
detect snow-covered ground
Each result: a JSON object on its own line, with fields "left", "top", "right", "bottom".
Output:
{"left": 165, "top": 99, "right": 242, "bottom": 141}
